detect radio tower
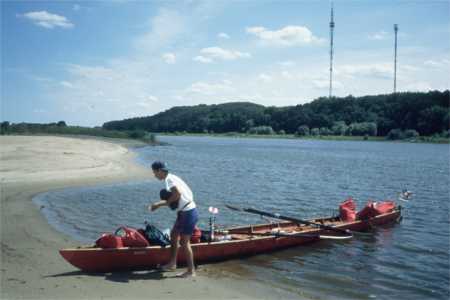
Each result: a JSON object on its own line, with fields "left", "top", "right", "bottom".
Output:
{"left": 393, "top": 24, "right": 398, "bottom": 94}
{"left": 329, "top": 2, "right": 335, "bottom": 99}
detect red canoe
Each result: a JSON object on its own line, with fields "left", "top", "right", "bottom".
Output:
{"left": 59, "top": 207, "right": 401, "bottom": 272}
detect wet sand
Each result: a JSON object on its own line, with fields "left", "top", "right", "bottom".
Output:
{"left": 0, "top": 135, "right": 298, "bottom": 299}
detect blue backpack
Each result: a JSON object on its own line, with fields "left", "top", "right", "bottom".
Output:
{"left": 144, "top": 224, "right": 171, "bottom": 247}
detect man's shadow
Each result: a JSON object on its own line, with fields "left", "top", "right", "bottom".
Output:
{"left": 44, "top": 269, "right": 165, "bottom": 283}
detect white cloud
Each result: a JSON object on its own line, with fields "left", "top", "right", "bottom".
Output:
{"left": 134, "top": 8, "right": 186, "bottom": 53}
{"left": 20, "top": 11, "right": 74, "bottom": 29}
{"left": 281, "top": 71, "right": 294, "bottom": 80}
{"left": 218, "top": 32, "right": 230, "bottom": 39}
{"left": 404, "top": 81, "right": 433, "bottom": 92}
{"left": 136, "top": 95, "right": 159, "bottom": 108}
{"left": 67, "top": 65, "right": 118, "bottom": 81}
{"left": 368, "top": 31, "right": 389, "bottom": 40}
{"left": 312, "top": 79, "right": 329, "bottom": 89}
{"left": 258, "top": 73, "right": 272, "bottom": 82}
{"left": 278, "top": 61, "right": 296, "bottom": 67}
{"left": 147, "top": 95, "right": 159, "bottom": 102}
{"left": 194, "top": 47, "right": 251, "bottom": 63}
{"left": 424, "top": 59, "right": 450, "bottom": 68}
{"left": 187, "top": 80, "right": 235, "bottom": 96}
{"left": 162, "top": 52, "right": 176, "bottom": 64}
{"left": 424, "top": 60, "right": 440, "bottom": 67}
{"left": 339, "top": 63, "right": 393, "bottom": 79}
{"left": 246, "top": 25, "right": 324, "bottom": 47}
{"left": 60, "top": 81, "right": 75, "bottom": 88}
{"left": 193, "top": 56, "right": 213, "bottom": 63}
{"left": 312, "top": 78, "right": 343, "bottom": 90}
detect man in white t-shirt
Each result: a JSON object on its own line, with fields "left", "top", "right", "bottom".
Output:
{"left": 149, "top": 161, "right": 198, "bottom": 278}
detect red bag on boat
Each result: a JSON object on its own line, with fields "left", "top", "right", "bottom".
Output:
{"left": 357, "top": 200, "right": 395, "bottom": 220}
{"left": 339, "top": 197, "right": 356, "bottom": 222}
{"left": 373, "top": 201, "right": 395, "bottom": 214}
{"left": 190, "top": 226, "right": 201, "bottom": 244}
{"left": 116, "top": 227, "right": 149, "bottom": 248}
{"left": 96, "top": 233, "right": 124, "bottom": 249}
{"left": 356, "top": 201, "right": 377, "bottom": 220}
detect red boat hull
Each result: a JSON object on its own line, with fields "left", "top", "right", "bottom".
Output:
{"left": 59, "top": 209, "right": 401, "bottom": 272}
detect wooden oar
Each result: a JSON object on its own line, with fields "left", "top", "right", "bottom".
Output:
{"left": 226, "top": 229, "right": 352, "bottom": 240}
{"left": 225, "top": 205, "right": 355, "bottom": 237}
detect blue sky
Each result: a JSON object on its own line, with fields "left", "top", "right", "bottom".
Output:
{"left": 2, "top": 0, "right": 449, "bottom": 127}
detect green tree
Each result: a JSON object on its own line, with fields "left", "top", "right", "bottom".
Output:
{"left": 387, "top": 129, "right": 405, "bottom": 140}
{"left": 404, "top": 129, "right": 419, "bottom": 139}
{"left": 319, "top": 127, "right": 332, "bottom": 136}
{"left": 296, "top": 125, "right": 310, "bottom": 136}
{"left": 1, "top": 121, "right": 10, "bottom": 134}
{"left": 418, "top": 106, "right": 448, "bottom": 135}
{"left": 331, "top": 121, "right": 348, "bottom": 136}
{"left": 310, "top": 128, "right": 320, "bottom": 136}
{"left": 247, "top": 126, "right": 275, "bottom": 135}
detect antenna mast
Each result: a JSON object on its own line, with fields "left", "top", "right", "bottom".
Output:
{"left": 393, "top": 24, "right": 398, "bottom": 94}
{"left": 329, "top": 2, "right": 335, "bottom": 99}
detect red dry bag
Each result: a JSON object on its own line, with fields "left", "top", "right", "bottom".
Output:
{"left": 339, "top": 197, "right": 356, "bottom": 222}
{"left": 190, "top": 226, "right": 202, "bottom": 244}
{"left": 373, "top": 201, "right": 395, "bottom": 214}
{"left": 116, "top": 227, "right": 149, "bottom": 248}
{"left": 95, "top": 233, "right": 124, "bottom": 249}
{"left": 357, "top": 201, "right": 378, "bottom": 220}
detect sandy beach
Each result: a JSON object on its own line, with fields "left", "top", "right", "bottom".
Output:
{"left": 0, "top": 135, "right": 297, "bottom": 300}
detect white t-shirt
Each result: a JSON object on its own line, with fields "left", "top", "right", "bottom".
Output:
{"left": 165, "top": 173, "right": 196, "bottom": 212}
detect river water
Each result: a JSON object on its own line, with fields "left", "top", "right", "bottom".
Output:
{"left": 34, "top": 136, "right": 449, "bottom": 299}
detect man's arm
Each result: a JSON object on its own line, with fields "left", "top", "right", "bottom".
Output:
{"left": 149, "top": 187, "right": 181, "bottom": 211}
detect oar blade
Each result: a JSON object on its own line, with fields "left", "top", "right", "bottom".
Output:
{"left": 225, "top": 204, "right": 243, "bottom": 212}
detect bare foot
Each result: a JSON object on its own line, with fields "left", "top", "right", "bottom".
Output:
{"left": 176, "top": 271, "right": 196, "bottom": 278}
{"left": 159, "top": 263, "right": 176, "bottom": 271}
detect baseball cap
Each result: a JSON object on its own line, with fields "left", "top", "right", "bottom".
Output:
{"left": 151, "top": 161, "right": 169, "bottom": 172}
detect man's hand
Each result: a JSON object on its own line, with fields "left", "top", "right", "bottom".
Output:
{"left": 148, "top": 203, "right": 158, "bottom": 212}
{"left": 148, "top": 201, "right": 166, "bottom": 212}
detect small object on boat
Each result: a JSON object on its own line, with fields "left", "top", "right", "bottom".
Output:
{"left": 208, "top": 206, "right": 219, "bottom": 214}
{"left": 214, "top": 234, "right": 232, "bottom": 242}
{"left": 209, "top": 206, "right": 219, "bottom": 242}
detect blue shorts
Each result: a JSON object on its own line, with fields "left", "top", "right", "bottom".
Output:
{"left": 172, "top": 208, "right": 199, "bottom": 236}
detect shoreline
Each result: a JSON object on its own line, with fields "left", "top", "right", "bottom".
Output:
{"left": 157, "top": 132, "right": 450, "bottom": 144}
{"left": 0, "top": 135, "right": 298, "bottom": 299}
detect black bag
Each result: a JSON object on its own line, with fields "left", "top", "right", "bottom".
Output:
{"left": 143, "top": 224, "right": 171, "bottom": 247}
{"left": 160, "top": 189, "right": 179, "bottom": 210}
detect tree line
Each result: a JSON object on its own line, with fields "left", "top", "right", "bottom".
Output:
{"left": 0, "top": 121, "right": 159, "bottom": 144}
{"left": 102, "top": 90, "right": 449, "bottom": 138}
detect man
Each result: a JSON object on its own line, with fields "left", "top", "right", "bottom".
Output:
{"left": 149, "top": 161, "right": 198, "bottom": 278}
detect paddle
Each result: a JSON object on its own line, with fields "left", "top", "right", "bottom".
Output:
{"left": 232, "top": 230, "right": 353, "bottom": 240}
{"left": 225, "top": 205, "right": 355, "bottom": 237}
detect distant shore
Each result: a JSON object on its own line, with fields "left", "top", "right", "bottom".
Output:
{"left": 159, "top": 132, "right": 450, "bottom": 144}
{"left": 0, "top": 135, "right": 297, "bottom": 300}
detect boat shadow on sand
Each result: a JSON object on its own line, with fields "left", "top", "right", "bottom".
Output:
{"left": 44, "top": 269, "right": 170, "bottom": 282}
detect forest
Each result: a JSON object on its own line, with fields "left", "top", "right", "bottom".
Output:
{"left": 102, "top": 90, "right": 449, "bottom": 138}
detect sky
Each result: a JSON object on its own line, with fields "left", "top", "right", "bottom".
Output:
{"left": 2, "top": 0, "right": 449, "bottom": 127}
